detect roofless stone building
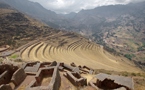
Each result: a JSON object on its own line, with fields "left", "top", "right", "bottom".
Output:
{"left": 0, "top": 61, "right": 134, "bottom": 90}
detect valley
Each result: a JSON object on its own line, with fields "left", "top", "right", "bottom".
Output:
{"left": 1, "top": 0, "right": 145, "bottom": 63}
{"left": 0, "top": 2, "right": 140, "bottom": 73}
{"left": 0, "top": 1, "right": 145, "bottom": 90}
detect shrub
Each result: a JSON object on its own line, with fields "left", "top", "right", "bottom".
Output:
{"left": 124, "top": 54, "right": 135, "bottom": 60}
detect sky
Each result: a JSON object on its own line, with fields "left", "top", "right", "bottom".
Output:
{"left": 29, "top": 0, "right": 145, "bottom": 14}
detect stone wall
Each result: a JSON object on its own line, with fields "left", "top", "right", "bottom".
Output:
{"left": 0, "top": 61, "right": 135, "bottom": 90}
{"left": 24, "top": 63, "right": 40, "bottom": 73}
{"left": 63, "top": 64, "right": 80, "bottom": 73}
{"left": 0, "top": 64, "right": 18, "bottom": 75}
{"left": 88, "top": 81, "right": 99, "bottom": 90}
{"left": 0, "top": 84, "right": 12, "bottom": 90}
{"left": 27, "top": 66, "right": 61, "bottom": 90}
{"left": 11, "top": 68, "right": 26, "bottom": 86}
{"left": 64, "top": 71, "right": 87, "bottom": 86}
{"left": 22, "top": 61, "right": 40, "bottom": 69}
{"left": 35, "top": 67, "right": 54, "bottom": 83}
{"left": 96, "top": 79, "right": 123, "bottom": 89}
{"left": 0, "top": 71, "right": 11, "bottom": 85}
{"left": 94, "top": 73, "right": 134, "bottom": 90}
{"left": 50, "top": 61, "right": 57, "bottom": 66}
{"left": 48, "top": 67, "right": 61, "bottom": 90}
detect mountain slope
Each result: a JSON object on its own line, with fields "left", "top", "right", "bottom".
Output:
{"left": 0, "top": 0, "right": 66, "bottom": 28}
{"left": 0, "top": 2, "right": 141, "bottom": 73}
{"left": 0, "top": 2, "right": 59, "bottom": 49}
{"left": 61, "top": 2, "right": 145, "bottom": 64}
{"left": 1, "top": 0, "right": 145, "bottom": 66}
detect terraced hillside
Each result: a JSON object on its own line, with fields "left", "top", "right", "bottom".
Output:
{"left": 0, "top": 2, "right": 142, "bottom": 73}
{"left": 20, "top": 31, "right": 141, "bottom": 72}
{"left": 0, "top": 2, "right": 57, "bottom": 49}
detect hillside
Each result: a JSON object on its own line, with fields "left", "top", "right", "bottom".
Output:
{"left": 63, "top": 3, "right": 145, "bottom": 68}
{"left": 1, "top": 0, "right": 145, "bottom": 67}
{"left": 0, "top": 2, "right": 142, "bottom": 73}
{"left": 62, "top": 3, "right": 145, "bottom": 66}
{"left": 0, "top": 0, "right": 67, "bottom": 28}
{"left": 61, "top": 2, "right": 145, "bottom": 68}
{"left": 20, "top": 31, "right": 141, "bottom": 72}
{"left": 0, "top": 2, "right": 145, "bottom": 90}
{"left": 0, "top": 2, "right": 60, "bottom": 49}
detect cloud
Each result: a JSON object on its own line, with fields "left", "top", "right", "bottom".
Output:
{"left": 29, "top": 0, "right": 145, "bottom": 14}
{"left": 115, "top": 0, "right": 145, "bottom": 3}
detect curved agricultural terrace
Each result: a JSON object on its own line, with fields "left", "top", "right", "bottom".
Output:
{"left": 20, "top": 31, "right": 141, "bottom": 72}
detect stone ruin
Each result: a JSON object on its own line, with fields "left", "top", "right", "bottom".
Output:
{"left": 64, "top": 71, "right": 87, "bottom": 87}
{"left": 0, "top": 61, "right": 134, "bottom": 90}
{"left": 89, "top": 73, "right": 134, "bottom": 90}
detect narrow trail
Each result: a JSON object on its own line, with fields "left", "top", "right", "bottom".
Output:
{"left": 20, "top": 32, "right": 141, "bottom": 72}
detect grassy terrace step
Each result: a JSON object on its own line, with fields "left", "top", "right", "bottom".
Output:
{"left": 36, "top": 43, "right": 47, "bottom": 61}
{"left": 67, "top": 39, "right": 81, "bottom": 51}
{"left": 28, "top": 42, "right": 42, "bottom": 59}
{"left": 20, "top": 32, "right": 142, "bottom": 73}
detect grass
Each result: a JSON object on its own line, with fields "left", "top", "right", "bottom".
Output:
{"left": 10, "top": 54, "right": 19, "bottom": 59}
{"left": 0, "top": 58, "right": 3, "bottom": 62}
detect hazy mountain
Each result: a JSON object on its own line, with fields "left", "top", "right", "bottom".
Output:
{"left": 73, "top": 2, "right": 144, "bottom": 64}
{"left": 60, "top": 2, "right": 145, "bottom": 63}
{"left": 66, "top": 2, "right": 145, "bottom": 64}
{"left": 0, "top": 0, "right": 69, "bottom": 28}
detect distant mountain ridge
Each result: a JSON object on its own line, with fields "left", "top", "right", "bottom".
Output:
{"left": 0, "top": 0, "right": 66, "bottom": 28}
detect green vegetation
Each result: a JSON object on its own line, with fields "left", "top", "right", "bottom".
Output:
{"left": 103, "top": 45, "right": 120, "bottom": 56}
{"left": 14, "top": 59, "right": 22, "bottom": 62}
{"left": 10, "top": 54, "right": 18, "bottom": 59}
{"left": 124, "top": 54, "right": 135, "bottom": 60}
{"left": 0, "top": 58, "right": 3, "bottom": 62}
{"left": 121, "top": 71, "right": 129, "bottom": 76}
{"left": 137, "top": 42, "right": 145, "bottom": 51}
